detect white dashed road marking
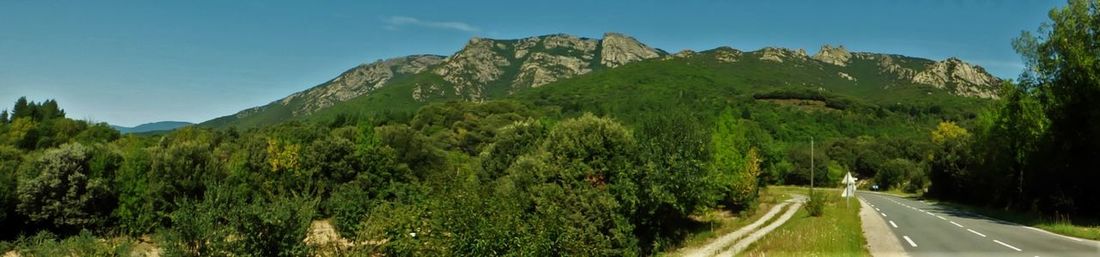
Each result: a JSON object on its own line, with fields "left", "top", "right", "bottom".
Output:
{"left": 967, "top": 229, "right": 987, "bottom": 237}
{"left": 889, "top": 220, "right": 898, "bottom": 228}
{"left": 903, "top": 236, "right": 918, "bottom": 247}
{"left": 950, "top": 221, "right": 964, "bottom": 228}
{"left": 993, "top": 240, "right": 1022, "bottom": 251}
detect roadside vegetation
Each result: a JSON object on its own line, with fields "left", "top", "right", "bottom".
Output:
{"left": 740, "top": 187, "right": 868, "bottom": 257}
{"left": 923, "top": 0, "right": 1100, "bottom": 240}
{"left": 665, "top": 186, "right": 791, "bottom": 255}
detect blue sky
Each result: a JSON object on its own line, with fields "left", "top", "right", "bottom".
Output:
{"left": 0, "top": 0, "right": 1062, "bottom": 126}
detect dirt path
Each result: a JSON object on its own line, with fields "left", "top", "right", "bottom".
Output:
{"left": 681, "top": 194, "right": 806, "bottom": 257}
{"left": 715, "top": 195, "right": 805, "bottom": 256}
{"left": 858, "top": 197, "right": 909, "bottom": 257}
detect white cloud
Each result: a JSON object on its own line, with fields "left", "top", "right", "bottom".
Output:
{"left": 383, "top": 16, "right": 479, "bottom": 33}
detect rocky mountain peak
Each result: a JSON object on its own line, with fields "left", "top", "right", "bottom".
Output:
{"left": 422, "top": 33, "right": 666, "bottom": 101}
{"left": 711, "top": 47, "right": 743, "bottom": 63}
{"left": 283, "top": 54, "right": 444, "bottom": 115}
{"left": 758, "top": 47, "right": 808, "bottom": 63}
{"left": 813, "top": 44, "right": 852, "bottom": 66}
{"left": 599, "top": 32, "right": 662, "bottom": 68}
{"left": 912, "top": 57, "right": 1000, "bottom": 98}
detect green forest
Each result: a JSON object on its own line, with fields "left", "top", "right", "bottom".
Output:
{"left": 0, "top": 1, "right": 1096, "bottom": 256}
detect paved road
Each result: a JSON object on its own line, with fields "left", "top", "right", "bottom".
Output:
{"left": 859, "top": 191, "right": 1100, "bottom": 257}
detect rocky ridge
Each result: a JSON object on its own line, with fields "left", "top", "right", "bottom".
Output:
{"left": 205, "top": 34, "right": 1005, "bottom": 128}
{"left": 422, "top": 33, "right": 665, "bottom": 101}
{"left": 282, "top": 54, "right": 444, "bottom": 115}
{"left": 758, "top": 47, "right": 808, "bottom": 63}
{"left": 600, "top": 33, "right": 663, "bottom": 67}
{"left": 911, "top": 58, "right": 1000, "bottom": 98}
{"left": 813, "top": 44, "right": 852, "bottom": 66}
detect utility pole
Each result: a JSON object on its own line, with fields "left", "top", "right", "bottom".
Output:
{"left": 810, "top": 136, "right": 814, "bottom": 194}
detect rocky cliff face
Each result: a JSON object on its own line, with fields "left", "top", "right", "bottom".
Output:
{"left": 711, "top": 47, "right": 742, "bottom": 63}
{"left": 911, "top": 58, "right": 1000, "bottom": 98}
{"left": 282, "top": 54, "right": 444, "bottom": 115}
{"left": 843, "top": 53, "right": 1000, "bottom": 98}
{"left": 421, "top": 33, "right": 664, "bottom": 101}
{"left": 813, "top": 44, "right": 852, "bottom": 66}
{"left": 758, "top": 47, "right": 808, "bottom": 63}
{"left": 600, "top": 33, "right": 662, "bottom": 67}
{"left": 512, "top": 34, "right": 598, "bottom": 88}
{"left": 431, "top": 37, "right": 512, "bottom": 100}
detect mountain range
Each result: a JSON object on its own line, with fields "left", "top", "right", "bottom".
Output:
{"left": 201, "top": 32, "right": 1001, "bottom": 128}
{"left": 112, "top": 121, "right": 194, "bottom": 134}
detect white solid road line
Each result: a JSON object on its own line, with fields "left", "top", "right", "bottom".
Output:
{"left": 993, "top": 240, "right": 1023, "bottom": 251}
{"left": 889, "top": 220, "right": 898, "bottom": 228}
{"left": 967, "top": 229, "right": 987, "bottom": 237}
{"left": 950, "top": 221, "right": 964, "bottom": 228}
{"left": 1025, "top": 226, "right": 1085, "bottom": 242}
{"left": 903, "top": 236, "right": 918, "bottom": 247}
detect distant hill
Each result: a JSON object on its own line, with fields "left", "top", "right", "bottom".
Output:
{"left": 201, "top": 33, "right": 1002, "bottom": 129}
{"left": 112, "top": 121, "right": 193, "bottom": 134}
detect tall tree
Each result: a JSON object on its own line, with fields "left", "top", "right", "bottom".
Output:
{"left": 927, "top": 121, "right": 971, "bottom": 200}
{"left": 11, "top": 97, "right": 29, "bottom": 119}
{"left": 1013, "top": 0, "right": 1100, "bottom": 214}
{"left": 0, "top": 109, "right": 8, "bottom": 124}
{"left": 40, "top": 99, "right": 64, "bottom": 119}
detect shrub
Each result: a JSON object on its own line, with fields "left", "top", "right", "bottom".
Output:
{"left": 161, "top": 184, "right": 317, "bottom": 257}
{"left": 16, "top": 143, "right": 114, "bottom": 231}
{"left": 14, "top": 230, "right": 132, "bottom": 257}
{"left": 328, "top": 183, "right": 374, "bottom": 238}
{"left": 806, "top": 191, "right": 827, "bottom": 217}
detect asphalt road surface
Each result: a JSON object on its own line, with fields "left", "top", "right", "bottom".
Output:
{"left": 859, "top": 191, "right": 1100, "bottom": 257}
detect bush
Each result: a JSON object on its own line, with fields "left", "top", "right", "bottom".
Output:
{"left": 328, "top": 183, "right": 374, "bottom": 238}
{"left": 806, "top": 191, "right": 827, "bottom": 217}
{"left": 14, "top": 230, "right": 133, "bottom": 257}
{"left": 16, "top": 143, "right": 114, "bottom": 231}
{"left": 161, "top": 185, "right": 317, "bottom": 257}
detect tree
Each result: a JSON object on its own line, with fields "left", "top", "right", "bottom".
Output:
{"left": 113, "top": 141, "right": 157, "bottom": 235}
{"left": 16, "top": 143, "right": 113, "bottom": 231}
{"left": 632, "top": 111, "right": 719, "bottom": 253}
{"left": 711, "top": 108, "right": 761, "bottom": 209}
{"left": 1012, "top": 0, "right": 1100, "bottom": 215}
{"left": 7, "top": 117, "right": 38, "bottom": 149}
{"left": 0, "top": 145, "right": 21, "bottom": 226}
{"left": 39, "top": 99, "right": 64, "bottom": 120}
{"left": 376, "top": 124, "right": 443, "bottom": 179}
{"left": 927, "top": 121, "right": 971, "bottom": 199}
{"left": 876, "top": 158, "right": 919, "bottom": 190}
{"left": 500, "top": 114, "right": 642, "bottom": 256}
{"left": 479, "top": 119, "right": 547, "bottom": 180}
{"left": 12, "top": 97, "right": 29, "bottom": 120}
{"left": 0, "top": 109, "right": 8, "bottom": 124}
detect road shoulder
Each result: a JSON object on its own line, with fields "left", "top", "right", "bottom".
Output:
{"left": 859, "top": 197, "right": 909, "bottom": 257}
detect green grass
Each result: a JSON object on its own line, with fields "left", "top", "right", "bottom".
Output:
{"left": 739, "top": 187, "right": 869, "bottom": 257}
{"left": 929, "top": 200, "right": 1100, "bottom": 241}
